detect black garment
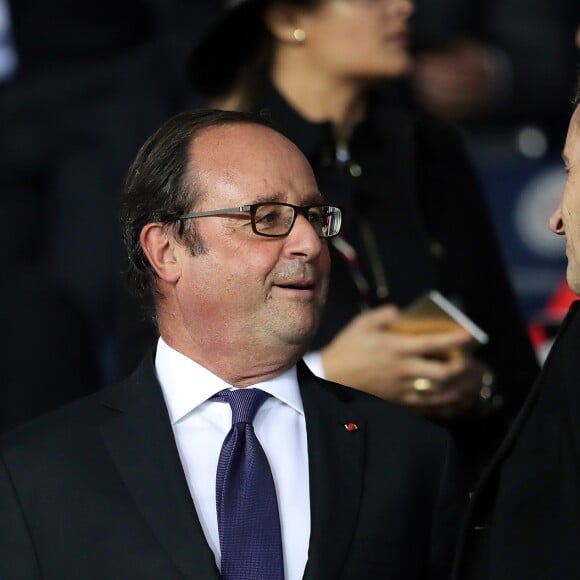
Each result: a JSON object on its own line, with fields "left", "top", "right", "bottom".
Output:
{"left": 0, "top": 270, "right": 101, "bottom": 434}
{"left": 454, "top": 300, "right": 580, "bottom": 580}
{"left": 0, "top": 37, "right": 179, "bottom": 431}
{"left": 0, "top": 356, "right": 466, "bottom": 580}
{"left": 117, "top": 86, "right": 539, "bottom": 482}
{"left": 1, "top": 0, "right": 201, "bottom": 337}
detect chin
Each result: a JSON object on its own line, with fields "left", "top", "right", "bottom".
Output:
{"left": 567, "top": 276, "right": 580, "bottom": 296}
{"left": 390, "top": 58, "right": 412, "bottom": 77}
{"left": 566, "top": 262, "right": 580, "bottom": 295}
{"left": 376, "top": 49, "right": 411, "bottom": 72}
{"left": 283, "top": 320, "right": 320, "bottom": 346}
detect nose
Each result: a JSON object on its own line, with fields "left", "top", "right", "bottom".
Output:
{"left": 549, "top": 200, "right": 565, "bottom": 235}
{"left": 284, "top": 213, "right": 324, "bottom": 259}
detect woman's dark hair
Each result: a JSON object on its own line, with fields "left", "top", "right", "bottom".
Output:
{"left": 191, "top": 0, "right": 319, "bottom": 108}
{"left": 119, "top": 108, "right": 273, "bottom": 309}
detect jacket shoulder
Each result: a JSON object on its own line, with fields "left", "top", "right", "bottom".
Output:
{"left": 0, "top": 354, "right": 156, "bottom": 456}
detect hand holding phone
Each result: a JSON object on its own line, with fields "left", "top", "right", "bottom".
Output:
{"left": 389, "top": 290, "right": 489, "bottom": 345}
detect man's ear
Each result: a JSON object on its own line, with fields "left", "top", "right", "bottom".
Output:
{"left": 140, "top": 223, "right": 182, "bottom": 283}
{"left": 263, "top": 2, "right": 309, "bottom": 44}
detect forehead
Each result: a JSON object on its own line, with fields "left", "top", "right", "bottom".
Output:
{"left": 565, "top": 106, "right": 580, "bottom": 159}
{"left": 189, "top": 123, "right": 321, "bottom": 205}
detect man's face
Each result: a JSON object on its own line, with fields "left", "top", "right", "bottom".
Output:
{"left": 172, "top": 123, "right": 331, "bottom": 358}
{"left": 550, "top": 105, "right": 580, "bottom": 293}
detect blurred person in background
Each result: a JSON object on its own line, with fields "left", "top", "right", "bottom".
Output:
{"left": 0, "top": 0, "right": 214, "bottom": 432}
{"left": 406, "top": 0, "right": 580, "bottom": 334}
{"left": 410, "top": 0, "right": 577, "bottom": 135}
{"left": 117, "top": 0, "right": 538, "bottom": 485}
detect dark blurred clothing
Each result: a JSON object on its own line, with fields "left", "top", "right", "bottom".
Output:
{"left": 1, "top": 0, "right": 204, "bottom": 331}
{"left": 8, "top": 0, "right": 155, "bottom": 76}
{"left": 0, "top": 271, "right": 101, "bottom": 434}
{"left": 411, "top": 0, "right": 578, "bottom": 141}
{"left": 6, "top": 0, "right": 209, "bottom": 87}
{"left": 0, "top": 0, "right": 209, "bottom": 429}
{"left": 455, "top": 300, "right": 580, "bottom": 580}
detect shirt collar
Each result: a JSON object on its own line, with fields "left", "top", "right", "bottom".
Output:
{"left": 155, "top": 337, "right": 304, "bottom": 424}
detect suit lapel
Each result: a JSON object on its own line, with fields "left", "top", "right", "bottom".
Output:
{"left": 507, "top": 301, "right": 580, "bottom": 466}
{"left": 557, "top": 302, "right": 580, "bottom": 460}
{"left": 298, "top": 362, "right": 365, "bottom": 580}
{"left": 459, "top": 301, "right": 580, "bottom": 561}
{"left": 99, "top": 355, "right": 220, "bottom": 580}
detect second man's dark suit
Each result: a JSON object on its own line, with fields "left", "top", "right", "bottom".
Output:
{"left": 455, "top": 301, "right": 580, "bottom": 579}
{"left": 0, "top": 356, "right": 466, "bottom": 579}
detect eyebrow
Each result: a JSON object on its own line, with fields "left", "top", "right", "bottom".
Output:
{"left": 250, "top": 191, "right": 326, "bottom": 204}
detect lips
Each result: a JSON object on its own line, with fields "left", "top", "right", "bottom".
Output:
{"left": 387, "top": 27, "right": 410, "bottom": 46}
{"left": 272, "top": 264, "right": 321, "bottom": 294}
{"left": 274, "top": 280, "right": 316, "bottom": 291}
{"left": 272, "top": 275, "right": 319, "bottom": 295}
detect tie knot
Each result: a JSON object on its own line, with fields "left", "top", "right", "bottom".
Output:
{"left": 213, "top": 388, "right": 270, "bottom": 424}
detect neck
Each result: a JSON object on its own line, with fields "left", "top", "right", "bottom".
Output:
{"left": 158, "top": 321, "right": 305, "bottom": 388}
{"left": 270, "top": 48, "right": 367, "bottom": 139}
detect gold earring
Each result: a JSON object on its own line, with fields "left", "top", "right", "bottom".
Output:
{"left": 292, "top": 28, "right": 307, "bottom": 42}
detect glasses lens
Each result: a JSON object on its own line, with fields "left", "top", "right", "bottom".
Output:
{"left": 309, "top": 205, "right": 341, "bottom": 237}
{"left": 253, "top": 203, "right": 294, "bottom": 235}
{"left": 252, "top": 203, "right": 342, "bottom": 237}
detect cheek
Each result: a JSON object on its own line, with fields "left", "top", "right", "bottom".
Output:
{"left": 312, "top": 14, "right": 373, "bottom": 59}
{"left": 321, "top": 28, "right": 405, "bottom": 76}
{"left": 568, "top": 180, "right": 580, "bottom": 212}
{"left": 217, "top": 251, "right": 279, "bottom": 297}
{"left": 562, "top": 189, "right": 579, "bottom": 225}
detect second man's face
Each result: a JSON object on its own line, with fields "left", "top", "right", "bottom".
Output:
{"left": 173, "top": 123, "right": 331, "bottom": 357}
{"left": 550, "top": 105, "right": 580, "bottom": 293}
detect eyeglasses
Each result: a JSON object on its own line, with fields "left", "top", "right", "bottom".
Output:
{"left": 177, "top": 202, "right": 342, "bottom": 238}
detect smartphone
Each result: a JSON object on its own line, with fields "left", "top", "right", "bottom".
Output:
{"left": 389, "top": 290, "right": 489, "bottom": 345}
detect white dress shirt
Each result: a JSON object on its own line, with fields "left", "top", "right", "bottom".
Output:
{"left": 302, "top": 351, "right": 326, "bottom": 379}
{"left": 155, "top": 337, "right": 310, "bottom": 580}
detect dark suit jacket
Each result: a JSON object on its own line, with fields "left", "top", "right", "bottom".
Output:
{"left": 0, "top": 355, "right": 466, "bottom": 579}
{"left": 454, "top": 300, "right": 580, "bottom": 579}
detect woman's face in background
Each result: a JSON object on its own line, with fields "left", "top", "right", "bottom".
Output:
{"left": 293, "top": 0, "right": 414, "bottom": 83}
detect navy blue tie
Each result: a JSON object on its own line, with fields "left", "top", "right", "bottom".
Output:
{"left": 213, "top": 388, "right": 284, "bottom": 580}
